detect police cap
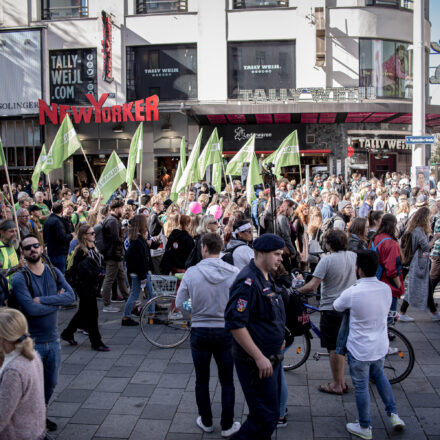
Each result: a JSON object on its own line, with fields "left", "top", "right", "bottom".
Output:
{"left": 253, "top": 233, "right": 285, "bottom": 252}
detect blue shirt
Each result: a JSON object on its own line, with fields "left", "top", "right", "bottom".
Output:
{"left": 321, "top": 203, "right": 334, "bottom": 222}
{"left": 12, "top": 266, "right": 75, "bottom": 344}
{"left": 358, "top": 202, "right": 371, "bottom": 219}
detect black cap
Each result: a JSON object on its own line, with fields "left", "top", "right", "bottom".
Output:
{"left": 0, "top": 220, "right": 16, "bottom": 231}
{"left": 253, "top": 234, "right": 285, "bottom": 252}
{"left": 29, "top": 204, "right": 42, "bottom": 213}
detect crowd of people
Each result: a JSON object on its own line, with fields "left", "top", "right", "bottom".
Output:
{"left": 0, "top": 167, "right": 438, "bottom": 439}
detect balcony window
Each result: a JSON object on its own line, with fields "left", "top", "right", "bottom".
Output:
{"left": 41, "top": 0, "right": 88, "bottom": 20}
{"left": 136, "top": 0, "right": 187, "bottom": 14}
{"left": 233, "top": 0, "right": 288, "bottom": 8}
{"left": 366, "top": 0, "right": 429, "bottom": 18}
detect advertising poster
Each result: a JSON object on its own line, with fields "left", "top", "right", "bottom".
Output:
{"left": 49, "top": 48, "right": 97, "bottom": 105}
{"left": 415, "top": 166, "right": 430, "bottom": 191}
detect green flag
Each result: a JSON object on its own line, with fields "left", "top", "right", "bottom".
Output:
{"left": 42, "top": 114, "right": 81, "bottom": 174}
{"left": 31, "top": 144, "right": 47, "bottom": 193}
{"left": 126, "top": 123, "right": 143, "bottom": 190}
{"left": 93, "top": 151, "right": 126, "bottom": 203}
{"left": 170, "top": 137, "right": 186, "bottom": 202}
{"left": 211, "top": 138, "right": 223, "bottom": 193}
{"left": 225, "top": 134, "right": 256, "bottom": 176}
{"left": 199, "top": 128, "right": 222, "bottom": 177}
{"left": 198, "top": 139, "right": 209, "bottom": 179}
{"left": 271, "top": 131, "right": 300, "bottom": 179}
{"left": 176, "top": 129, "right": 203, "bottom": 193}
{"left": 0, "top": 137, "right": 6, "bottom": 167}
{"left": 246, "top": 154, "right": 263, "bottom": 204}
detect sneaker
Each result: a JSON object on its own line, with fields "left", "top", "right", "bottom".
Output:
{"left": 93, "top": 344, "right": 111, "bottom": 352}
{"left": 388, "top": 347, "right": 399, "bottom": 355}
{"left": 276, "top": 417, "right": 288, "bottom": 429}
{"left": 430, "top": 311, "right": 440, "bottom": 321}
{"left": 102, "top": 305, "right": 119, "bottom": 313}
{"left": 111, "top": 296, "right": 125, "bottom": 303}
{"left": 196, "top": 416, "right": 213, "bottom": 433}
{"left": 222, "top": 421, "right": 241, "bottom": 437}
{"left": 81, "top": 330, "right": 89, "bottom": 335}
{"left": 46, "top": 418, "right": 58, "bottom": 432}
{"left": 389, "top": 413, "right": 405, "bottom": 431}
{"left": 398, "top": 314, "right": 415, "bottom": 322}
{"left": 121, "top": 317, "right": 139, "bottom": 326}
{"left": 169, "top": 311, "right": 183, "bottom": 320}
{"left": 346, "top": 422, "right": 372, "bottom": 440}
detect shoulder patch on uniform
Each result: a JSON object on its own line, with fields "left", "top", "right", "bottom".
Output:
{"left": 236, "top": 298, "right": 248, "bottom": 312}
{"left": 244, "top": 278, "right": 253, "bottom": 286}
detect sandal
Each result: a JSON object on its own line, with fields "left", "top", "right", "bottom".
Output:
{"left": 318, "top": 383, "right": 343, "bottom": 396}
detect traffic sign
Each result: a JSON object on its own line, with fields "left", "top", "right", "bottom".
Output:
{"left": 405, "top": 135, "right": 435, "bottom": 144}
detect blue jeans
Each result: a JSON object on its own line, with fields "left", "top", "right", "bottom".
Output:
{"left": 124, "top": 274, "right": 154, "bottom": 317}
{"left": 190, "top": 327, "right": 235, "bottom": 431}
{"left": 347, "top": 351, "right": 397, "bottom": 428}
{"left": 34, "top": 340, "right": 62, "bottom": 405}
{"left": 50, "top": 255, "right": 66, "bottom": 274}
{"left": 279, "top": 349, "right": 288, "bottom": 419}
{"left": 388, "top": 296, "right": 398, "bottom": 325}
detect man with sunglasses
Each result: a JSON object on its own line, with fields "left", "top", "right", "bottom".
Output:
{"left": 12, "top": 234, "right": 75, "bottom": 433}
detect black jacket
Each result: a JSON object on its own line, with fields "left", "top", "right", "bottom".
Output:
{"left": 72, "top": 247, "right": 103, "bottom": 292}
{"left": 160, "top": 229, "right": 195, "bottom": 273}
{"left": 148, "top": 211, "right": 163, "bottom": 237}
{"left": 102, "top": 214, "right": 123, "bottom": 261}
{"left": 347, "top": 234, "right": 367, "bottom": 254}
{"left": 43, "top": 213, "right": 73, "bottom": 257}
{"left": 125, "top": 235, "right": 159, "bottom": 278}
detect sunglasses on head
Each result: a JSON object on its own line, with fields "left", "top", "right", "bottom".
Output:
{"left": 22, "top": 243, "right": 40, "bottom": 251}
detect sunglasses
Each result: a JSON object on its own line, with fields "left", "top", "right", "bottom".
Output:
{"left": 86, "top": 231, "right": 95, "bottom": 235}
{"left": 22, "top": 243, "right": 40, "bottom": 251}
{"left": 209, "top": 222, "right": 218, "bottom": 225}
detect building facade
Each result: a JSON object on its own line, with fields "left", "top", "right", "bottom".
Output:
{"left": 0, "top": 0, "right": 436, "bottom": 187}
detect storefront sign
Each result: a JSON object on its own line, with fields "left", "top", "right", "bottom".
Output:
{"left": 357, "top": 138, "right": 410, "bottom": 150}
{"left": 238, "top": 87, "right": 376, "bottom": 103}
{"left": 38, "top": 93, "right": 159, "bottom": 125}
{"left": 49, "top": 48, "right": 97, "bottom": 105}
{"left": 0, "top": 29, "right": 42, "bottom": 116}
{"left": 234, "top": 126, "right": 272, "bottom": 141}
{"left": 101, "top": 11, "right": 113, "bottom": 83}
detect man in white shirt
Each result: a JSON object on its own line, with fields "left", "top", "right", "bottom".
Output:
{"left": 333, "top": 250, "right": 405, "bottom": 440}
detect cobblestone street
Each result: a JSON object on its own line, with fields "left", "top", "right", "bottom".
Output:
{"left": 47, "top": 303, "right": 440, "bottom": 440}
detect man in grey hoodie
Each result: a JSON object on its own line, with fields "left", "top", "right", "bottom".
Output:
{"left": 176, "top": 233, "right": 241, "bottom": 438}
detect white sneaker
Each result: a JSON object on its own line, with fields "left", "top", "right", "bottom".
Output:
{"left": 398, "top": 314, "right": 415, "bottom": 322}
{"left": 389, "top": 413, "right": 405, "bottom": 431}
{"left": 430, "top": 312, "right": 440, "bottom": 321}
{"left": 388, "top": 347, "right": 399, "bottom": 355}
{"left": 346, "top": 422, "right": 372, "bottom": 439}
{"left": 196, "top": 416, "right": 213, "bottom": 433}
{"left": 102, "top": 305, "right": 119, "bottom": 313}
{"left": 221, "top": 421, "right": 241, "bottom": 437}
{"left": 169, "top": 311, "right": 183, "bottom": 320}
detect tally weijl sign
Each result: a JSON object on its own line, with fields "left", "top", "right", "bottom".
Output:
{"left": 357, "top": 138, "right": 410, "bottom": 151}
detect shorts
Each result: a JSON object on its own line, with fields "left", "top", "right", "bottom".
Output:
{"left": 320, "top": 310, "right": 343, "bottom": 352}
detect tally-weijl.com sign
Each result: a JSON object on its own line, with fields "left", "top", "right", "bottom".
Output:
{"left": 38, "top": 93, "right": 159, "bottom": 125}
{"left": 357, "top": 138, "right": 411, "bottom": 151}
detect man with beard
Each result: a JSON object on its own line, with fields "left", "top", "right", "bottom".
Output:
{"left": 12, "top": 234, "right": 75, "bottom": 433}
{"left": 0, "top": 220, "right": 22, "bottom": 284}
{"left": 101, "top": 199, "right": 130, "bottom": 312}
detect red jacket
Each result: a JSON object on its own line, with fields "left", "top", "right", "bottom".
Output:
{"left": 373, "top": 233, "right": 404, "bottom": 298}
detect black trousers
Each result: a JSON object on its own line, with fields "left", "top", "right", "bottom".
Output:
{"left": 62, "top": 287, "right": 103, "bottom": 348}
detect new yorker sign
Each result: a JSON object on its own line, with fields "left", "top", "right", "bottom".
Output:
{"left": 238, "top": 87, "right": 377, "bottom": 103}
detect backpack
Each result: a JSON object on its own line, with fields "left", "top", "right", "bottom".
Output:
{"left": 318, "top": 217, "right": 336, "bottom": 249}
{"left": 221, "top": 243, "right": 246, "bottom": 266}
{"left": 400, "top": 231, "right": 415, "bottom": 266}
{"left": 65, "top": 249, "right": 78, "bottom": 288}
{"left": 94, "top": 220, "right": 107, "bottom": 254}
{"left": 370, "top": 237, "right": 391, "bottom": 279}
{"left": 284, "top": 289, "right": 311, "bottom": 343}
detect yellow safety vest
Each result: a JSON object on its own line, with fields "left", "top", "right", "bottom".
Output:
{"left": 0, "top": 240, "right": 19, "bottom": 286}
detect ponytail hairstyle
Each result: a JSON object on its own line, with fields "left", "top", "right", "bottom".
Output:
{"left": 0, "top": 308, "right": 34, "bottom": 361}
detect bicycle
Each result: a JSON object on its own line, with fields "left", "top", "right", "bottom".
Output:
{"left": 139, "top": 274, "right": 192, "bottom": 348}
{"left": 283, "top": 292, "right": 415, "bottom": 384}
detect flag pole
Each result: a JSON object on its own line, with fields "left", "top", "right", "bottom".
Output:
{"left": 47, "top": 174, "right": 54, "bottom": 206}
{"left": 3, "top": 164, "right": 21, "bottom": 242}
{"left": 80, "top": 146, "right": 101, "bottom": 196}
{"left": 221, "top": 161, "right": 231, "bottom": 202}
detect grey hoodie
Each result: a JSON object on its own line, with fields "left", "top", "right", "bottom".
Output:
{"left": 175, "top": 258, "right": 239, "bottom": 327}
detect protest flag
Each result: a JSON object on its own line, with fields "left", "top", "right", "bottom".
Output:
{"left": 246, "top": 154, "right": 263, "bottom": 204}
{"left": 211, "top": 138, "right": 224, "bottom": 193}
{"left": 31, "top": 144, "right": 47, "bottom": 193}
{"left": 170, "top": 137, "right": 186, "bottom": 202}
{"left": 126, "top": 122, "right": 143, "bottom": 191}
{"left": 93, "top": 151, "right": 126, "bottom": 203}
{"left": 225, "top": 134, "right": 256, "bottom": 176}
{"left": 199, "top": 128, "right": 222, "bottom": 178}
{"left": 176, "top": 129, "right": 203, "bottom": 193}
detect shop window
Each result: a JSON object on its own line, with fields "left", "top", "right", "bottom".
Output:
{"left": 126, "top": 44, "right": 197, "bottom": 101}
{"left": 41, "top": 0, "right": 88, "bottom": 20}
{"left": 16, "top": 147, "right": 25, "bottom": 167}
{"left": 7, "top": 149, "right": 16, "bottom": 167}
{"left": 232, "top": 0, "right": 288, "bottom": 9}
{"left": 359, "top": 39, "right": 413, "bottom": 99}
{"left": 228, "top": 40, "right": 295, "bottom": 99}
{"left": 136, "top": 0, "right": 188, "bottom": 14}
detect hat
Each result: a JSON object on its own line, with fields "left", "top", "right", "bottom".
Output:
{"left": 415, "top": 194, "right": 428, "bottom": 207}
{"left": 338, "top": 200, "right": 352, "bottom": 212}
{"left": 0, "top": 220, "right": 16, "bottom": 231}
{"left": 253, "top": 234, "right": 285, "bottom": 252}
{"left": 29, "top": 204, "right": 42, "bottom": 213}
{"left": 126, "top": 199, "right": 139, "bottom": 207}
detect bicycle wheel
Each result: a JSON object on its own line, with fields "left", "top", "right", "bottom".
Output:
{"left": 283, "top": 333, "right": 311, "bottom": 371}
{"left": 140, "top": 295, "right": 191, "bottom": 348}
{"left": 384, "top": 327, "right": 415, "bottom": 384}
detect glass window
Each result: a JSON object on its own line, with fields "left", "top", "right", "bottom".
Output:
{"left": 16, "top": 147, "right": 25, "bottom": 166}
{"left": 126, "top": 44, "right": 197, "bottom": 101}
{"left": 41, "top": 0, "right": 88, "bottom": 20}
{"left": 359, "top": 39, "right": 412, "bottom": 99}
{"left": 136, "top": 0, "right": 187, "bottom": 13}
{"left": 233, "top": 0, "right": 288, "bottom": 9}
{"left": 228, "top": 41, "right": 295, "bottom": 99}
{"left": 25, "top": 147, "right": 34, "bottom": 166}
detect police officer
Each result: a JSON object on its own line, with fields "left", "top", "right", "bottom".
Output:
{"left": 225, "top": 233, "right": 286, "bottom": 440}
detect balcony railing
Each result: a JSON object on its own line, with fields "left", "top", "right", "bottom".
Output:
{"left": 233, "top": 0, "right": 288, "bottom": 9}
{"left": 41, "top": 2, "right": 88, "bottom": 20}
{"left": 366, "top": 0, "right": 413, "bottom": 11}
{"left": 136, "top": 0, "right": 188, "bottom": 14}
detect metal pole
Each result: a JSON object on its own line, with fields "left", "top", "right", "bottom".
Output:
{"left": 306, "top": 165, "right": 310, "bottom": 197}
{"left": 411, "top": 0, "right": 426, "bottom": 183}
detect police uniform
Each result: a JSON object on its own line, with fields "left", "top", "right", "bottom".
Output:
{"left": 224, "top": 234, "right": 286, "bottom": 440}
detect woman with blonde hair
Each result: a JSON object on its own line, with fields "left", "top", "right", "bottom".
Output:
{"left": 0, "top": 308, "right": 46, "bottom": 440}
{"left": 292, "top": 203, "right": 310, "bottom": 270}
{"left": 164, "top": 213, "right": 180, "bottom": 237}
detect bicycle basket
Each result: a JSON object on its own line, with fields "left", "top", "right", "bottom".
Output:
{"left": 150, "top": 275, "right": 178, "bottom": 296}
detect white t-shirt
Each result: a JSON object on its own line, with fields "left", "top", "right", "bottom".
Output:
{"left": 333, "top": 277, "right": 391, "bottom": 362}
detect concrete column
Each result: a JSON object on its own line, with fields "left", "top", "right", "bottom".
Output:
{"left": 141, "top": 126, "right": 155, "bottom": 185}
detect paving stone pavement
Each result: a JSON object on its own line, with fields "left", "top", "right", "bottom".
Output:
{"left": 48, "top": 302, "right": 440, "bottom": 440}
